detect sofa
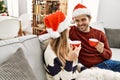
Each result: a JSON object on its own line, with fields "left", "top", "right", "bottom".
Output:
{"left": 0, "top": 35, "right": 47, "bottom": 80}
{"left": 0, "top": 24, "right": 120, "bottom": 80}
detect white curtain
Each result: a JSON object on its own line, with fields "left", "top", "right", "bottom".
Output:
{"left": 27, "top": 0, "right": 32, "bottom": 20}
{"left": 7, "top": 0, "right": 19, "bottom": 17}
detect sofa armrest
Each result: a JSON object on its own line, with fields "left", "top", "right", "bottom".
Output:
{"left": 111, "top": 48, "right": 120, "bottom": 61}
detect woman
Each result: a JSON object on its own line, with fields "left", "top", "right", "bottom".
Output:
{"left": 43, "top": 11, "right": 83, "bottom": 80}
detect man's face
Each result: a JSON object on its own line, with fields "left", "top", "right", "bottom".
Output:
{"left": 74, "top": 15, "right": 91, "bottom": 32}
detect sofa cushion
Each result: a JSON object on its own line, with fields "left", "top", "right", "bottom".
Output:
{"left": 19, "top": 35, "right": 47, "bottom": 80}
{"left": 0, "top": 35, "right": 47, "bottom": 80}
{"left": 0, "top": 48, "right": 37, "bottom": 80}
{"left": 111, "top": 48, "right": 120, "bottom": 61}
{"left": 40, "top": 39, "right": 50, "bottom": 52}
{"left": 0, "top": 19, "right": 20, "bottom": 39}
{"left": 105, "top": 28, "right": 120, "bottom": 48}
{"left": 38, "top": 34, "right": 50, "bottom": 51}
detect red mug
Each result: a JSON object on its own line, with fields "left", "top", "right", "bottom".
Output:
{"left": 89, "top": 38, "right": 99, "bottom": 47}
{"left": 70, "top": 40, "right": 81, "bottom": 48}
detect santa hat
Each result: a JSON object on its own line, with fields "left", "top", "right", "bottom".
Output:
{"left": 72, "top": 3, "right": 91, "bottom": 22}
{"left": 39, "top": 11, "right": 70, "bottom": 41}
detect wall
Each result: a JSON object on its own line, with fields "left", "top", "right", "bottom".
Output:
{"left": 27, "top": 0, "right": 32, "bottom": 15}
{"left": 19, "top": 0, "right": 27, "bottom": 16}
{"left": 67, "top": 0, "right": 82, "bottom": 22}
{"left": 97, "top": 0, "right": 120, "bottom": 28}
{"left": 82, "top": 0, "right": 99, "bottom": 23}
{"left": 67, "top": 0, "right": 99, "bottom": 23}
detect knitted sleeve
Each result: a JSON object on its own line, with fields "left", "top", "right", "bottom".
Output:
{"left": 99, "top": 31, "right": 112, "bottom": 59}
{"left": 44, "top": 44, "right": 77, "bottom": 80}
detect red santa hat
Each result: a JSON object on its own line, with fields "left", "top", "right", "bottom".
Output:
{"left": 39, "top": 11, "right": 70, "bottom": 41}
{"left": 72, "top": 3, "right": 91, "bottom": 18}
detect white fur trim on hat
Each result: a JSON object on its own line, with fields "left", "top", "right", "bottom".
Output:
{"left": 72, "top": 8, "right": 91, "bottom": 18}
{"left": 47, "top": 28, "right": 60, "bottom": 39}
{"left": 58, "top": 16, "right": 70, "bottom": 32}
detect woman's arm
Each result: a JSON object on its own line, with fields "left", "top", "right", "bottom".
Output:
{"left": 45, "top": 57, "right": 75, "bottom": 80}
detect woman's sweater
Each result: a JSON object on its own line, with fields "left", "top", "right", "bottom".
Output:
{"left": 44, "top": 44, "right": 82, "bottom": 80}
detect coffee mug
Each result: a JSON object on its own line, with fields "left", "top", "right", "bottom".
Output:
{"left": 70, "top": 40, "right": 81, "bottom": 48}
{"left": 89, "top": 38, "right": 99, "bottom": 47}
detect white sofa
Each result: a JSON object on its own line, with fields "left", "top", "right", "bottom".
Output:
{"left": 0, "top": 35, "right": 47, "bottom": 80}
{"left": 0, "top": 18, "right": 20, "bottom": 39}
{"left": 0, "top": 26, "right": 120, "bottom": 80}
{"left": 111, "top": 48, "right": 120, "bottom": 61}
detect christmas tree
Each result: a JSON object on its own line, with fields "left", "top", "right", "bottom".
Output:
{"left": 0, "top": 0, "right": 7, "bottom": 13}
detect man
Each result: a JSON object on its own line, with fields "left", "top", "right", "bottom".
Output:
{"left": 69, "top": 3, "right": 120, "bottom": 72}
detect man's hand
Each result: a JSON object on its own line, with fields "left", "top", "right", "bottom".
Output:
{"left": 95, "top": 42, "right": 104, "bottom": 53}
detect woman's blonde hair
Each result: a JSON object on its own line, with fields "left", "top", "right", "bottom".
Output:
{"left": 50, "top": 29, "right": 69, "bottom": 67}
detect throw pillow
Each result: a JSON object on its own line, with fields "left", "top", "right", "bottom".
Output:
{"left": 105, "top": 28, "right": 120, "bottom": 48}
{"left": 0, "top": 48, "right": 37, "bottom": 80}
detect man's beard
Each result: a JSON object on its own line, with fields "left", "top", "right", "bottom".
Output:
{"left": 77, "top": 24, "right": 89, "bottom": 32}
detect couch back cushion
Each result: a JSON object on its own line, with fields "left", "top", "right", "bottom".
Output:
{"left": 105, "top": 28, "right": 120, "bottom": 48}
{"left": 0, "top": 48, "right": 37, "bottom": 80}
{"left": 0, "top": 19, "right": 20, "bottom": 39}
{"left": 0, "top": 35, "right": 46, "bottom": 80}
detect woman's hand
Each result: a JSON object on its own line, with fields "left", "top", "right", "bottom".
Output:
{"left": 95, "top": 41, "right": 104, "bottom": 53}
{"left": 66, "top": 45, "right": 81, "bottom": 61}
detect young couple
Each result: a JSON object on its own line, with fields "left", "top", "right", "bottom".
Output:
{"left": 42, "top": 3, "right": 120, "bottom": 80}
